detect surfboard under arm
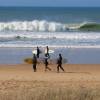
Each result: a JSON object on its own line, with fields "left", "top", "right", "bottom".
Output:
{"left": 45, "top": 49, "right": 54, "bottom": 54}
{"left": 32, "top": 49, "right": 54, "bottom": 54}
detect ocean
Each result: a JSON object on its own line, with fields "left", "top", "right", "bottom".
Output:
{"left": 0, "top": 7, "right": 100, "bottom": 64}
{"left": 0, "top": 7, "right": 100, "bottom": 48}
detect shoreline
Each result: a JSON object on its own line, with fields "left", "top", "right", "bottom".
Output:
{"left": 1, "top": 45, "right": 100, "bottom": 48}
{"left": 0, "top": 47, "right": 100, "bottom": 64}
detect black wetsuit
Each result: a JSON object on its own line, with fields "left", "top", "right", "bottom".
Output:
{"left": 57, "top": 55, "right": 64, "bottom": 72}
{"left": 33, "top": 55, "right": 37, "bottom": 72}
{"left": 37, "top": 47, "right": 40, "bottom": 58}
{"left": 45, "top": 46, "right": 50, "bottom": 58}
{"left": 44, "top": 57, "right": 51, "bottom": 71}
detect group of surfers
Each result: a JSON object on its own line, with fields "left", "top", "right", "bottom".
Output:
{"left": 32, "top": 46, "right": 65, "bottom": 73}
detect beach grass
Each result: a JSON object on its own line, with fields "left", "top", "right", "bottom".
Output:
{"left": 0, "top": 64, "right": 100, "bottom": 100}
{"left": 0, "top": 86, "right": 100, "bottom": 100}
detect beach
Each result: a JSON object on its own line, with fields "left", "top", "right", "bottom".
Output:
{"left": 0, "top": 64, "right": 100, "bottom": 99}
{"left": 0, "top": 64, "right": 100, "bottom": 85}
{"left": 0, "top": 7, "right": 100, "bottom": 99}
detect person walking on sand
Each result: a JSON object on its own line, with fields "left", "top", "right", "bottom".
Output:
{"left": 33, "top": 54, "right": 37, "bottom": 72}
{"left": 45, "top": 46, "right": 50, "bottom": 58}
{"left": 37, "top": 46, "right": 40, "bottom": 58}
{"left": 57, "top": 53, "right": 65, "bottom": 73}
{"left": 44, "top": 56, "right": 51, "bottom": 71}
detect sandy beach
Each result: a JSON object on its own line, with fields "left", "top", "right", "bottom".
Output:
{"left": 0, "top": 64, "right": 100, "bottom": 87}
{"left": 0, "top": 64, "right": 100, "bottom": 99}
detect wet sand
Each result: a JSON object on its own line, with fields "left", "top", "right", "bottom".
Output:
{"left": 0, "top": 47, "right": 100, "bottom": 64}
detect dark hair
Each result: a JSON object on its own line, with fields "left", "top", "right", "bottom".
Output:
{"left": 59, "top": 53, "right": 61, "bottom": 56}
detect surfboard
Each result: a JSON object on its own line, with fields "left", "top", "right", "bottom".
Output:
{"left": 32, "top": 49, "right": 54, "bottom": 54}
{"left": 49, "top": 50, "right": 54, "bottom": 53}
{"left": 45, "top": 49, "right": 54, "bottom": 54}
{"left": 24, "top": 57, "right": 68, "bottom": 64}
{"left": 32, "top": 49, "right": 42, "bottom": 54}
{"left": 32, "top": 50, "right": 37, "bottom": 54}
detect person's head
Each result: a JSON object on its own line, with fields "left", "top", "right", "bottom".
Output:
{"left": 46, "top": 46, "right": 48, "bottom": 48}
{"left": 59, "top": 53, "right": 61, "bottom": 56}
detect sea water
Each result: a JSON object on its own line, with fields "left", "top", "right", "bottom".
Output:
{"left": 0, "top": 7, "right": 100, "bottom": 64}
{"left": 0, "top": 7, "right": 100, "bottom": 48}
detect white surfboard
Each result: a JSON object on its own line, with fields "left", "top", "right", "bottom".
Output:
{"left": 32, "top": 49, "right": 42, "bottom": 54}
{"left": 32, "top": 49, "right": 54, "bottom": 54}
{"left": 49, "top": 50, "right": 54, "bottom": 53}
{"left": 45, "top": 49, "right": 54, "bottom": 54}
{"left": 32, "top": 50, "right": 37, "bottom": 54}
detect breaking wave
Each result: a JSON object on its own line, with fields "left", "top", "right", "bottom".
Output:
{"left": 0, "top": 20, "right": 99, "bottom": 32}
{"left": 0, "top": 20, "right": 66, "bottom": 32}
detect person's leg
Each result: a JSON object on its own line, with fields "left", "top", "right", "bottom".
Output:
{"left": 45, "top": 64, "right": 47, "bottom": 71}
{"left": 57, "top": 65, "right": 59, "bottom": 72}
{"left": 34, "top": 65, "right": 37, "bottom": 72}
{"left": 60, "top": 65, "right": 64, "bottom": 72}
{"left": 47, "top": 66, "right": 51, "bottom": 71}
{"left": 46, "top": 53, "right": 50, "bottom": 58}
{"left": 37, "top": 53, "right": 39, "bottom": 58}
{"left": 33, "top": 65, "right": 35, "bottom": 71}
{"left": 46, "top": 63, "right": 51, "bottom": 71}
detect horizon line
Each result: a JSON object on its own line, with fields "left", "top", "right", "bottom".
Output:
{"left": 0, "top": 6, "right": 100, "bottom": 8}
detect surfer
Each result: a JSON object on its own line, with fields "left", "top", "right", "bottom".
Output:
{"left": 44, "top": 55, "right": 51, "bottom": 71}
{"left": 57, "top": 53, "right": 65, "bottom": 73}
{"left": 45, "top": 46, "right": 50, "bottom": 58}
{"left": 37, "top": 46, "right": 40, "bottom": 58}
{"left": 32, "top": 54, "right": 37, "bottom": 72}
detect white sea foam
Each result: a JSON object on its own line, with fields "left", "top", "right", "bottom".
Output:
{"left": 0, "top": 32, "right": 100, "bottom": 40}
{"left": 0, "top": 20, "right": 63, "bottom": 32}
{"left": 0, "top": 44, "right": 100, "bottom": 48}
{"left": 0, "top": 32, "right": 100, "bottom": 48}
{"left": 0, "top": 20, "right": 84, "bottom": 32}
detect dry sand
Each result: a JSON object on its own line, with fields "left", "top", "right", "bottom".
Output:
{"left": 0, "top": 64, "right": 100, "bottom": 92}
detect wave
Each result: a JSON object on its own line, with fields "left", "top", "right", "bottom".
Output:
{"left": 0, "top": 32, "right": 100, "bottom": 40}
{"left": 0, "top": 20, "right": 66, "bottom": 32}
{"left": 0, "top": 44, "right": 100, "bottom": 48}
{"left": 0, "top": 20, "right": 99, "bottom": 32}
{"left": 79, "top": 22, "right": 100, "bottom": 31}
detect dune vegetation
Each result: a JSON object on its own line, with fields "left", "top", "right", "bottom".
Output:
{"left": 0, "top": 86, "right": 100, "bottom": 100}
